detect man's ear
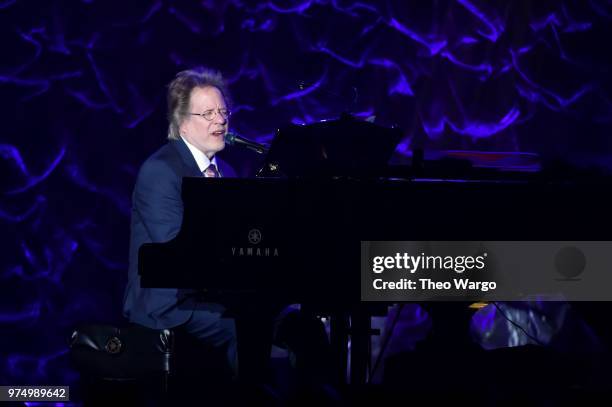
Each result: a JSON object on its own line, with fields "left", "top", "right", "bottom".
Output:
{"left": 178, "top": 118, "right": 188, "bottom": 136}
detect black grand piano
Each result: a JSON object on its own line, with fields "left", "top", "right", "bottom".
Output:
{"left": 139, "top": 115, "right": 612, "bottom": 384}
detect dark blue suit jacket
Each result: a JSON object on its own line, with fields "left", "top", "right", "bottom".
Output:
{"left": 123, "top": 138, "right": 236, "bottom": 329}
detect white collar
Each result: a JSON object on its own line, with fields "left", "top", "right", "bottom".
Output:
{"left": 181, "top": 136, "right": 218, "bottom": 173}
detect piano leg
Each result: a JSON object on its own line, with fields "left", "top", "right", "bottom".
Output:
{"left": 349, "top": 308, "right": 372, "bottom": 386}
{"left": 330, "top": 312, "right": 350, "bottom": 385}
{"left": 328, "top": 307, "right": 386, "bottom": 386}
{"left": 233, "top": 305, "right": 276, "bottom": 385}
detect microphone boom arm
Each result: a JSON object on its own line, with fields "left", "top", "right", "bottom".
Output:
{"left": 225, "top": 132, "right": 269, "bottom": 154}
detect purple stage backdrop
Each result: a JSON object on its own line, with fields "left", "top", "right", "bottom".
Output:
{"left": 1, "top": 0, "right": 611, "bottom": 389}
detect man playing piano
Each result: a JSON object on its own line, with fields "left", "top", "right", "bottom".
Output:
{"left": 122, "top": 68, "right": 333, "bottom": 401}
{"left": 122, "top": 68, "right": 239, "bottom": 376}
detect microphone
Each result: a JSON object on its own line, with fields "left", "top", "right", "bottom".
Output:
{"left": 224, "top": 132, "right": 269, "bottom": 154}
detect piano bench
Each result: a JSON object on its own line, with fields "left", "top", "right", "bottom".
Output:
{"left": 69, "top": 323, "right": 174, "bottom": 405}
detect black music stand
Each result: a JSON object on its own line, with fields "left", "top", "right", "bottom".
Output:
{"left": 259, "top": 113, "right": 403, "bottom": 177}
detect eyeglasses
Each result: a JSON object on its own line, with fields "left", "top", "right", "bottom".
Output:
{"left": 190, "top": 108, "right": 231, "bottom": 121}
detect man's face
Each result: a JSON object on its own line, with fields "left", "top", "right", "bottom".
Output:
{"left": 180, "top": 86, "right": 228, "bottom": 158}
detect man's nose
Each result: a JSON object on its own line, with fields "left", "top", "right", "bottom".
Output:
{"left": 214, "top": 111, "right": 227, "bottom": 124}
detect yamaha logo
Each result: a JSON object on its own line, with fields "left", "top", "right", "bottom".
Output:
{"left": 248, "top": 229, "right": 262, "bottom": 244}
{"left": 105, "top": 337, "right": 122, "bottom": 354}
{"left": 231, "top": 228, "right": 279, "bottom": 257}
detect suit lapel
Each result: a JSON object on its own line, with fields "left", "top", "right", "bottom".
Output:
{"left": 170, "top": 138, "right": 202, "bottom": 177}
